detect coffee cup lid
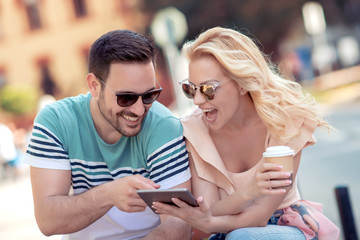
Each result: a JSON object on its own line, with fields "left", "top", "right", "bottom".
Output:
{"left": 263, "top": 146, "right": 295, "bottom": 157}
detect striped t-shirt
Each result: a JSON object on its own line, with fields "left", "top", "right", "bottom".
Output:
{"left": 25, "top": 92, "right": 191, "bottom": 240}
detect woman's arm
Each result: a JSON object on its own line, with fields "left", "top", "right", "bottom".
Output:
{"left": 153, "top": 151, "right": 302, "bottom": 233}
{"left": 188, "top": 153, "right": 221, "bottom": 206}
{"left": 187, "top": 152, "right": 290, "bottom": 217}
{"left": 210, "top": 162, "right": 292, "bottom": 216}
{"left": 208, "top": 151, "right": 303, "bottom": 231}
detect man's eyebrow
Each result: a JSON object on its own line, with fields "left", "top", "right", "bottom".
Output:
{"left": 115, "top": 86, "right": 156, "bottom": 95}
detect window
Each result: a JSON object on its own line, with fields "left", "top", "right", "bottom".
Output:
{"left": 73, "top": 0, "right": 87, "bottom": 18}
{"left": 37, "top": 60, "right": 56, "bottom": 95}
{"left": 23, "top": 0, "right": 42, "bottom": 30}
{"left": 81, "top": 46, "right": 90, "bottom": 65}
{"left": 0, "top": 68, "right": 6, "bottom": 88}
{"left": 0, "top": 5, "right": 3, "bottom": 39}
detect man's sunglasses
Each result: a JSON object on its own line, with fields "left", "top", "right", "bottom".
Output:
{"left": 95, "top": 74, "right": 162, "bottom": 107}
{"left": 179, "top": 79, "right": 227, "bottom": 100}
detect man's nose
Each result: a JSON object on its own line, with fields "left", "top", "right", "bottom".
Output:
{"left": 128, "top": 97, "right": 145, "bottom": 116}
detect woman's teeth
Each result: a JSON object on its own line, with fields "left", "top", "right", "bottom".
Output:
{"left": 202, "top": 108, "right": 216, "bottom": 121}
{"left": 202, "top": 108, "right": 215, "bottom": 113}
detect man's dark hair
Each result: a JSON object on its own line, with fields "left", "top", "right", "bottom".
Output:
{"left": 88, "top": 29, "right": 157, "bottom": 82}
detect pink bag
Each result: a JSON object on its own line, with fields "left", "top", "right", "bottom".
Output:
{"left": 278, "top": 200, "right": 340, "bottom": 240}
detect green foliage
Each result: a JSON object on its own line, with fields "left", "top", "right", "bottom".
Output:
{"left": 0, "top": 85, "right": 38, "bottom": 114}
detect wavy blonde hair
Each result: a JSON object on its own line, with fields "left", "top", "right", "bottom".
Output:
{"left": 182, "top": 27, "right": 330, "bottom": 141}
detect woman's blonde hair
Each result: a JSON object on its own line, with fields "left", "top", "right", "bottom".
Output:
{"left": 182, "top": 27, "right": 330, "bottom": 141}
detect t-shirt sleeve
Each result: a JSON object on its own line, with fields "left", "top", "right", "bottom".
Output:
{"left": 288, "top": 117, "right": 318, "bottom": 155}
{"left": 145, "top": 116, "right": 191, "bottom": 189}
{"left": 25, "top": 105, "right": 70, "bottom": 170}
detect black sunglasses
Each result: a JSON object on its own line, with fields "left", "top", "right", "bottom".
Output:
{"left": 179, "top": 79, "right": 227, "bottom": 100}
{"left": 95, "top": 75, "right": 162, "bottom": 107}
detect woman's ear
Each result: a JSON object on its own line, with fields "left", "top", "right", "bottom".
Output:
{"left": 239, "top": 87, "right": 247, "bottom": 96}
{"left": 87, "top": 73, "right": 100, "bottom": 97}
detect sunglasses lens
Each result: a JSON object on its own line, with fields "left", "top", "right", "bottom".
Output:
{"left": 181, "top": 83, "right": 195, "bottom": 99}
{"left": 200, "top": 85, "right": 216, "bottom": 100}
{"left": 117, "top": 94, "right": 139, "bottom": 107}
{"left": 142, "top": 89, "right": 162, "bottom": 104}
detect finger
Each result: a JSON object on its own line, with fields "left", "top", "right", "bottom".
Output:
{"left": 152, "top": 201, "right": 180, "bottom": 216}
{"left": 171, "top": 198, "right": 190, "bottom": 208}
{"left": 134, "top": 174, "right": 160, "bottom": 187}
{"left": 260, "top": 177, "right": 292, "bottom": 188}
{"left": 124, "top": 205, "right": 147, "bottom": 213}
{"left": 129, "top": 197, "right": 149, "bottom": 207}
{"left": 263, "top": 188, "right": 287, "bottom": 195}
{"left": 196, "top": 196, "right": 209, "bottom": 212}
{"left": 260, "top": 180, "right": 292, "bottom": 195}
{"left": 261, "top": 162, "right": 284, "bottom": 172}
{"left": 260, "top": 171, "right": 291, "bottom": 181}
{"left": 132, "top": 175, "right": 160, "bottom": 190}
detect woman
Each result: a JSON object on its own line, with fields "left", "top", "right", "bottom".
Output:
{"left": 152, "top": 27, "right": 339, "bottom": 240}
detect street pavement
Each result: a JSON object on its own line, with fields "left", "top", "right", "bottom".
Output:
{"left": 299, "top": 101, "right": 360, "bottom": 240}
{"left": 0, "top": 171, "right": 61, "bottom": 240}
{"left": 0, "top": 82, "right": 359, "bottom": 240}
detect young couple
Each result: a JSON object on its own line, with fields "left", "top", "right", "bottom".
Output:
{"left": 26, "top": 27, "right": 339, "bottom": 239}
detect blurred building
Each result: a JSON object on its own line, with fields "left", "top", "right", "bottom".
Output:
{"left": 0, "top": 0, "right": 144, "bottom": 98}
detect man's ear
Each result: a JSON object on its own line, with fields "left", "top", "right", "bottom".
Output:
{"left": 87, "top": 73, "right": 100, "bottom": 97}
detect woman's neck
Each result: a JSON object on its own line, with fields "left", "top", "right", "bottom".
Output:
{"left": 216, "top": 93, "right": 261, "bottom": 135}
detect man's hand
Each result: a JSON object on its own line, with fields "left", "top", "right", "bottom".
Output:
{"left": 30, "top": 167, "right": 160, "bottom": 236}
{"left": 108, "top": 175, "right": 160, "bottom": 212}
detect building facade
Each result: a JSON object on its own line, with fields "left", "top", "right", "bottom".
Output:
{"left": 0, "top": 0, "right": 144, "bottom": 99}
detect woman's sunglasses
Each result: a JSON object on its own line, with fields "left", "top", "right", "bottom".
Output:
{"left": 95, "top": 74, "right": 162, "bottom": 107}
{"left": 179, "top": 79, "right": 227, "bottom": 100}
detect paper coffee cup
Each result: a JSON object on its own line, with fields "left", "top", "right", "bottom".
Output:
{"left": 263, "top": 146, "right": 295, "bottom": 185}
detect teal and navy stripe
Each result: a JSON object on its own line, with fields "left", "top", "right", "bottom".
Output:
{"left": 27, "top": 123, "right": 189, "bottom": 192}
{"left": 148, "top": 136, "right": 189, "bottom": 183}
{"left": 70, "top": 136, "right": 189, "bottom": 191}
{"left": 26, "top": 123, "right": 69, "bottom": 161}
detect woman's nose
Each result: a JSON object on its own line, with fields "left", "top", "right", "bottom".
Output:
{"left": 192, "top": 89, "right": 207, "bottom": 106}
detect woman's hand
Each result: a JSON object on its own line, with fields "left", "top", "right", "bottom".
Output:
{"left": 210, "top": 162, "right": 292, "bottom": 216}
{"left": 152, "top": 196, "right": 213, "bottom": 233}
{"left": 250, "top": 162, "right": 292, "bottom": 197}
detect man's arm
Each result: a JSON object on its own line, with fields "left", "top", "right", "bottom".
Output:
{"left": 143, "top": 180, "right": 192, "bottom": 240}
{"left": 30, "top": 167, "right": 159, "bottom": 236}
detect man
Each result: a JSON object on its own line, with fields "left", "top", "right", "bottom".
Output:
{"left": 0, "top": 122, "right": 17, "bottom": 178}
{"left": 25, "top": 30, "right": 192, "bottom": 239}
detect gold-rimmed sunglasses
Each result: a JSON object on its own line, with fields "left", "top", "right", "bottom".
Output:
{"left": 179, "top": 79, "right": 228, "bottom": 100}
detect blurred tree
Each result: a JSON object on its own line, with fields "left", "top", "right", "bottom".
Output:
{"left": 0, "top": 85, "right": 38, "bottom": 115}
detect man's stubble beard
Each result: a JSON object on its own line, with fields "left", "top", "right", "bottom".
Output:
{"left": 97, "top": 94, "right": 147, "bottom": 137}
